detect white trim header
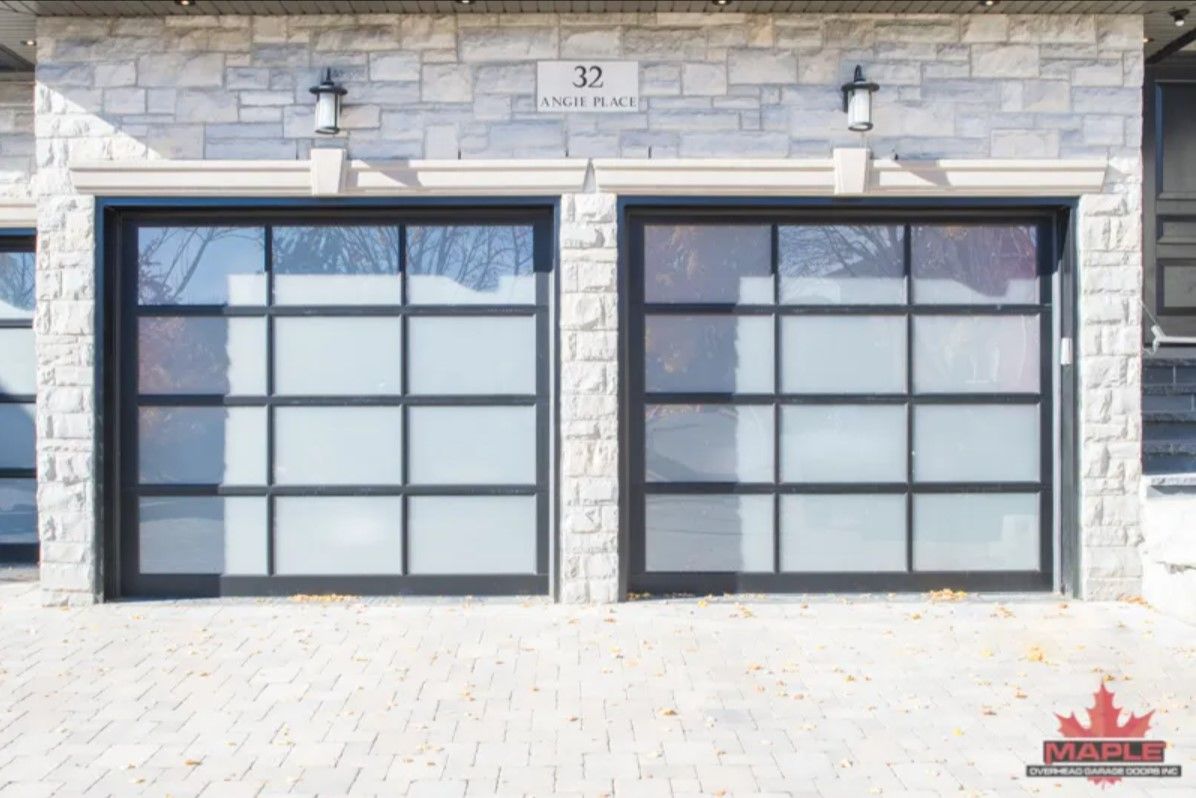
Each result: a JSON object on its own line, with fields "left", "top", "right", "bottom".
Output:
{"left": 592, "top": 154, "right": 1108, "bottom": 197}
{"left": 0, "top": 199, "right": 36, "bottom": 228}
{"left": 67, "top": 154, "right": 1108, "bottom": 199}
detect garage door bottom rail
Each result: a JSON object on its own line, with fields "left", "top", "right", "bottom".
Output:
{"left": 123, "top": 574, "right": 549, "bottom": 599}
{"left": 627, "top": 571, "right": 1053, "bottom": 596}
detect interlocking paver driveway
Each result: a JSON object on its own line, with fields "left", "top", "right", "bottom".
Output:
{"left": 0, "top": 576, "right": 1193, "bottom": 797}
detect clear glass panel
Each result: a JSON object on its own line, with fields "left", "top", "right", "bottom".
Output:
{"left": 139, "top": 496, "right": 267, "bottom": 575}
{"left": 273, "top": 407, "right": 402, "bottom": 486}
{"left": 407, "top": 406, "right": 536, "bottom": 485}
{"left": 0, "top": 328, "right": 34, "bottom": 395}
{"left": 645, "top": 494, "right": 773, "bottom": 572}
{"left": 407, "top": 225, "right": 535, "bottom": 305}
{"left": 407, "top": 316, "right": 535, "bottom": 396}
{"left": 1161, "top": 84, "right": 1196, "bottom": 194}
{"left": 914, "top": 404, "right": 1040, "bottom": 483}
{"left": 912, "top": 226, "right": 1038, "bottom": 304}
{"left": 137, "top": 226, "right": 266, "bottom": 305}
{"left": 645, "top": 404, "right": 773, "bottom": 483}
{"left": 138, "top": 407, "right": 266, "bottom": 485}
{"left": 645, "top": 315, "right": 773, "bottom": 394}
{"left": 0, "top": 403, "right": 34, "bottom": 469}
{"left": 780, "top": 405, "right": 906, "bottom": 483}
{"left": 272, "top": 226, "right": 400, "bottom": 305}
{"left": 274, "top": 496, "right": 402, "bottom": 575}
{"left": 780, "top": 316, "right": 906, "bottom": 394}
{"left": 408, "top": 496, "right": 536, "bottom": 575}
{"left": 780, "top": 494, "right": 906, "bottom": 572}
{"left": 0, "top": 479, "right": 36, "bottom": 545}
{"left": 779, "top": 225, "right": 905, "bottom": 304}
{"left": 914, "top": 316, "right": 1039, "bottom": 393}
{"left": 0, "top": 250, "right": 35, "bottom": 320}
{"left": 914, "top": 493, "right": 1040, "bottom": 571}
{"left": 644, "top": 225, "right": 772, "bottom": 304}
{"left": 138, "top": 317, "right": 267, "bottom": 396}
{"left": 273, "top": 318, "right": 401, "bottom": 396}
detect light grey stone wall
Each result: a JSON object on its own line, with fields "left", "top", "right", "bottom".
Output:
{"left": 34, "top": 11, "right": 1144, "bottom": 603}
{"left": 0, "top": 79, "right": 34, "bottom": 203}
{"left": 559, "top": 193, "right": 619, "bottom": 603}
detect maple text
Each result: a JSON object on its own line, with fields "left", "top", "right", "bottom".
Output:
{"left": 1043, "top": 740, "right": 1167, "bottom": 764}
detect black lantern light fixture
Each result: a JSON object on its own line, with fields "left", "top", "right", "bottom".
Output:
{"left": 841, "top": 65, "right": 879, "bottom": 133}
{"left": 1172, "top": 9, "right": 1189, "bottom": 27}
{"left": 309, "top": 69, "right": 347, "bottom": 135}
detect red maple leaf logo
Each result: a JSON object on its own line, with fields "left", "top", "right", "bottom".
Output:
{"left": 1055, "top": 682, "right": 1154, "bottom": 786}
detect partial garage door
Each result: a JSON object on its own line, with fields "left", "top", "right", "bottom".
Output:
{"left": 626, "top": 210, "right": 1054, "bottom": 593}
{"left": 116, "top": 209, "right": 550, "bottom": 596}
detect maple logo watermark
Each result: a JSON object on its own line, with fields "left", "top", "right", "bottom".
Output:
{"left": 1026, "top": 682, "right": 1182, "bottom": 785}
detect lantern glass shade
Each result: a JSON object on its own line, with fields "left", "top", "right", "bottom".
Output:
{"left": 846, "top": 88, "right": 872, "bottom": 132}
{"left": 309, "top": 70, "right": 346, "bottom": 135}
{"left": 315, "top": 91, "right": 340, "bottom": 135}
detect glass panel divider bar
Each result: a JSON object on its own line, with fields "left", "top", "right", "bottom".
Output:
{"left": 264, "top": 225, "right": 275, "bottom": 576}
{"left": 904, "top": 222, "right": 915, "bottom": 572}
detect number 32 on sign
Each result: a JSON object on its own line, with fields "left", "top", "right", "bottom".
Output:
{"left": 537, "top": 61, "right": 640, "bottom": 113}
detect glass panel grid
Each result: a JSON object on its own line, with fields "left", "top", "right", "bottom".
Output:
{"left": 638, "top": 219, "right": 1049, "bottom": 580}
{"left": 130, "top": 219, "right": 547, "bottom": 582}
{"left": 0, "top": 240, "right": 36, "bottom": 560}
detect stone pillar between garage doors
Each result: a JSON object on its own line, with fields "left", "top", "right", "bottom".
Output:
{"left": 557, "top": 192, "right": 620, "bottom": 603}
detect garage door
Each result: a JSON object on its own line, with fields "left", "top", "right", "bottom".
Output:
{"left": 626, "top": 210, "right": 1054, "bottom": 593}
{"left": 116, "top": 210, "right": 550, "bottom": 596}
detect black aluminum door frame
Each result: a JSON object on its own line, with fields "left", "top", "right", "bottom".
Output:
{"left": 102, "top": 204, "right": 555, "bottom": 598}
{"left": 620, "top": 203, "right": 1062, "bottom": 595}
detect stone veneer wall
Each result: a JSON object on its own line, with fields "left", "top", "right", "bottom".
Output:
{"left": 34, "top": 12, "right": 1144, "bottom": 603}
{"left": 0, "top": 79, "right": 34, "bottom": 203}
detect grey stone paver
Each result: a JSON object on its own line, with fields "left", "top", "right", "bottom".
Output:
{"left": 1, "top": 581, "right": 1194, "bottom": 797}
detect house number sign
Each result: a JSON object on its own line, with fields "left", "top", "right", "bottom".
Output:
{"left": 536, "top": 61, "right": 640, "bottom": 113}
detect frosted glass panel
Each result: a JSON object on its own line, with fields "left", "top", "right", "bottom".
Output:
{"left": 780, "top": 494, "right": 906, "bottom": 572}
{"left": 914, "top": 493, "right": 1039, "bottom": 571}
{"left": 407, "top": 226, "right": 535, "bottom": 304}
{"left": 408, "top": 316, "right": 535, "bottom": 395}
{"left": 139, "top": 407, "right": 266, "bottom": 485}
{"left": 644, "top": 225, "right": 772, "bottom": 303}
{"left": 0, "top": 328, "right": 34, "bottom": 394}
{"left": 912, "top": 225, "right": 1038, "bottom": 304}
{"left": 779, "top": 225, "right": 905, "bottom": 304}
{"left": 138, "top": 226, "right": 266, "bottom": 305}
{"left": 274, "top": 407, "right": 402, "bottom": 485}
{"left": 646, "top": 404, "right": 773, "bottom": 483}
{"left": 407, "top": 406, "right": 536, "bottom": 485}
{"left": 274, "top": 318, "right": 402, "bottom": 396}
{"left": 781, "top": 316, "right": 906, "bottom": 393}
{"left": 646, "top": 495, "right": 773, "bottom": 572}
{"left": 275, "top": 496, "right": 402, "bottom": 575}
{"left": 0, "top": 479, "right": 36, "bottom": 545}
{"left": 0, "top": 250, "right": 34, "bottom": 319}
{"left": 139, "top": 496, "right": 267, "bottom": 575}
{"left": 272, "top": 226, "right": 400, "bottom": 305}
{"left": 914, "top": 404, "right": 1039, "bottom": 482}
{"left": 408, "top": 496, "right": 536, "bottom": 574}
{"left": 645, "top": 315, "right": 773, "bottom": 393}
{"left": 139, "top": 317, "right": 266, "bottom": 396}
{"left": 781, "top": 405, "right": 906, "bottom": 483}
{"left": 914, "top": 316, "right": 1039, "bottom": 393}
{"left": 0, "top": 404, "right": 34, "bottom": 469}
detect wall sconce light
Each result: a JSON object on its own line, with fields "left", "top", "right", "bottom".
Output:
{"left": 1172, "top": 9, "right": 1189, "bottom": 27}
{"left": 309, "top": 69, "right": 347, "bottom": 135}
{"left": 841, "top": 65, "right": 879, "bottom": 133}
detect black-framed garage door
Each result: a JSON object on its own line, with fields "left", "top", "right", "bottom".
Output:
{"left": 625, "top": 209, "right": 1056, "bottom": 594}
{"left": 110, "top": 208, "right": 551, "bottom": 597}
